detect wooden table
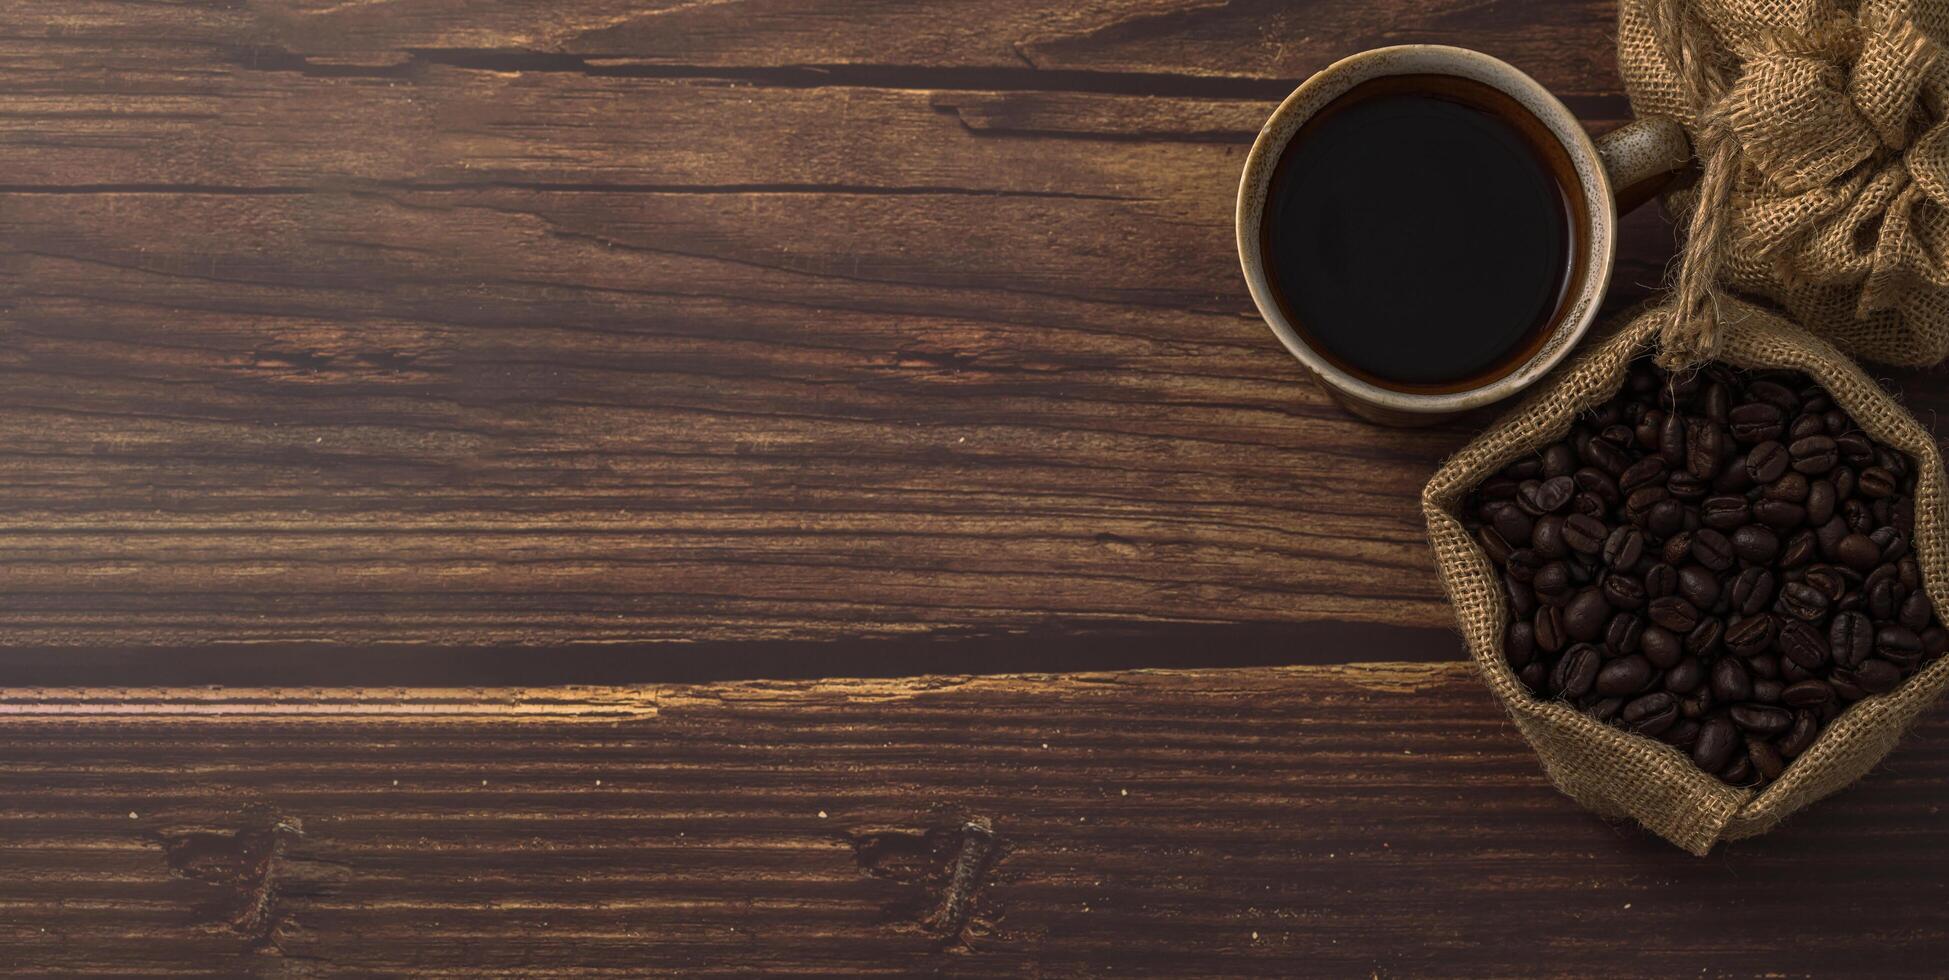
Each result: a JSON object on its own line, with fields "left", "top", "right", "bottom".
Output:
{"left": 7, "top": 0, "right": 1949, "bottom": 974}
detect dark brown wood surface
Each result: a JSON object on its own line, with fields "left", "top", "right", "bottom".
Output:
{"left": 5, "top": 0, "right": 1949, "bottom": 973}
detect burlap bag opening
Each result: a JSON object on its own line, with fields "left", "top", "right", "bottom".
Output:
{"left": 1617, "top": 0, "right": 1949, "bottom": 366}
{"left": 1424, "top": 296, "right": 1949, "bottom": 854}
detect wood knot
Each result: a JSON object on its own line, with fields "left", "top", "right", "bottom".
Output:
{"left": 851, "top": 814, "right": 1007, "bottom": 949}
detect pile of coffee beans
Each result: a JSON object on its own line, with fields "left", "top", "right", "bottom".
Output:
{"left": 1463, "top": 359, "right": 1945, "bottom": 787}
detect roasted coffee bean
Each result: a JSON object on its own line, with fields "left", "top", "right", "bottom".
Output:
{"left": 1596, "top": 654, "right": 1654, "bottom": 697}
{"left": 1506, "top": 575, "right": 1537, "bottom": 617}
{"left": 1779, "top": 711, "right": 1820, "bottom": 758}
{"left": 1584, "top": 697, "right": 1625, "bottom": 723}
{"left": 1752, "top": 677, "right": 1785, "bottom": 704}
{"left": 1534, "top": 606, "right": 1567, "bottom": 652}
{"left": 1778, "top": 581, "right": 1830, "bottom": 621}
{"left": 1802, "top": 565, "right": 1850, "bottom": 603}
{"left": 1641, "top": 625, "right": 1685, "bottom": 669}
{"left": 1541, "top": 443, "right": 1576, "bottom": 478}
{"left": 1478, "top": 526, "right": 1513, "bottom": 563}
{"left": 1731, "top": 525, "right": 1780, "bottom": 564}
{"left": 1778, "top": 619, "right": 1830, "bottom": 670}
{"left": 1622, "top": 692, "right": 1679, "bottom": 735}
{"left": 1835, "top": 532, "right": 1880, "bottom": 572}
{"left": 1699, "top": 495, "right": 1749, "bottom": 531}
{"left": 1659, "top": 412, "right": 1687, "bottom": 468}
{"left": 1779, "top": 653, "right": 1815, "bottom": 684}
{"left": 1669, "top": 471, "right": 1711, "bottom": 500}
{"left": 1765, "top": 471, "right": 1810, "bottom": 503}
{"left": 1506, "top": 621, "right": 1537, "bottom": 669}
{"left": 1731, "top": 704, "right": 1793, "bottom": 736}
{"left": 1780, "top": 529, "right": 1817, "bottom": 568}
{"left": 1867, "top": 576, "right": 1900, "bottom": 620}
{"left": 1901, "top": 591, "right": 1933, "bottom": 632}
{"left": 1685, "top": 617, "right": 1724, "bottom": 657}
{"left": 1746, "top": 441, "right": 1790, "bottom": 483}
{"left": 1871, "top": 526, "right": 1908, "bottom": 563}
{"left": 1643, "top": 563, "right": 1678, "bottom": 598}
{"left": 1602, "top": 526, "right": 1645, "bottom": 568}
{"left": 1806, "top": 478, "right": 1837, "bottom": 524}
{"left": 1829, "top": 669, "right": 1869, "bottom": 702}
{"left": 1782, "top": 679, "right": 1835, "bottom": 707}
{"left": 1722, "top": 756, "right": 1757, "bottom": 784}
{"left": 1563, "top": 514, "right": 1607, "bottom": 554}
{"left": 1532, "top": 514, "right": 1568, "bottom": 557}
{"left": 1747, "top": 738, "right": 1786, "bottom": 781}
{"left": 1877, "top": 624, "right": 1923, "bottom": 660}
{"left": 1532, "top": 562, "right": 1572, "bottom": 605}
{"left": 1790, "top": 435, "right": 1839, "bottom": 474}
{"left": 1711, "top": 657, "right": 1753, "bottom": 703}
{"left": 1692, "top": 717, "right": 1739, "bottom": 772}
{"left": 1648, "top": 595, "right": 1700, "bottom": 632}
{"left": 1601, "top": 572, "right": 1647, "bottom": 610}
{"left": 1679, "top": 690, "right": 1712, "bottom": 720}
{"left": 1855, "top": 658, "right": 1903, "bottom": 694}
{"left": 1858, "top": 466, "right": 1899, "bottom": 499}
{"left": 1487, "top": 503, "right": 1534, "bottom": 545}
{"left": 1725, "top": 613, "right": 1778, "bottom": 657}
{"left": 1747, "top": 380, "right": 1798, "bottom": 413}
{"left": 1619, "top": 456, "right": 1666, "bottom": 493}
{"left": 1564, "top": 590, "right": 1610, "bottom": 642}
{"left": 1729, "top": 403, "right": 1784, "bottom": 443}
{"left": 1751, "top": 498, "right": 1807, "bottom": 528}
{"left": 1731, "top": 567, "right": 1777, "bottom": 616}
{"left": 1748, "top": 652, "right": 1781, "bottom": 680}
{"left": 1926, "top": 626, "right": 1949, "bottom": 656}
{"left": 1686, "top": 419, "right": 1723, "bottom": 479}
{"left": 1661, "top": 719, "right": 1702, "bottom": 748}
{"left": 1703, "top": 383, "right": 1731, "bottom": 424}
{"left": 1830, "top": 612, "right": 1874, "bottom": 668}
{"left": 1691, "top": 528, "right": 1735, "bottom": 571}
{"left": 1833, "top": 466, "right": 1858, "bottom": 503}
{"left": 1550, "top": 644, "right": 1601, "bottom": 698}
{"left": 1665, "top": 657, "right": 1706, "bottom": 694}
{"left": 1789, "top": 413, "right": 1826, "bottom": 441}
{"left": 1575, "top": 468, "right": 1622, "bottom": 507}
{"left": 1649, "top": 502, "right": 1687, "bottom": 540}
{"left": 1583, "top": 437, "right": 1631, "bottom": 477}
{"left": 1675, "top": 565, "right": 1720, "bottom": 610}
{"left": 1836, "top": 430, "right": 1875, "bottom": 465}
{"left": 1506, "top": 549, "right": 1543, "bottom": 583}
{"left": 1520, "top": 475, "right": 1576, "bottom": 515}
{"left": 1606, "top": 612, "right": 1645, "bottom": 655}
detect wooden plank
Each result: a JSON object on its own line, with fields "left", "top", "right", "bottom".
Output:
{"left": 3, "top": 664, "right": 1948, "bottom": 975}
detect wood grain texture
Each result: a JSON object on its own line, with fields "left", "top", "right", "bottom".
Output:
{"left": 0, "top": 0, "right": 1777, "bottom": 665}
{"left": 3, "top": 664, "right": 1948, "bottom": 976}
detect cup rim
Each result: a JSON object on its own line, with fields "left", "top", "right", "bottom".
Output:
{"left": 1236, "top": 44, "right": 1617, "bottom": 416}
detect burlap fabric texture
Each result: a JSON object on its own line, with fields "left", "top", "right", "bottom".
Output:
{"left": 1617, "top": 0, "right": 1949, "bottom": 366}
{"left": 1424, "top": 297, "right": 1949, "bottom": 854}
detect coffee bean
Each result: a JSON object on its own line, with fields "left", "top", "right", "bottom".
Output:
{"left": 1583, "top": 437, "right": 1631, "bottom": 477}
{"left": 1685, "top": 617, "right": 1724, "bottom": 656}
{"left": 1779, "top": 710, "right": 1819, "bottom": 758}
{"left": 1747, "top": 738, "right": 1785, "bottom": 781}
{"left": 1867, "top": 576, "right": 1900, "bottom": 620}
{"left": 1806, "top": 479, "right": 1837, "bottom": 525}
{"left": 1828, "top": 669, "right": 1868, "bottom": 702}
{"left": 1685, "top": 420, "right": 1722, "bottom": 479}
{"left": 1778, "top": 581, "right": 1830, "bottom": 621}
{"left": 1550, "top": 644, "right": 1601, "bottom": 698}
{"left": 1859, "top": 466, "right": 1899, "bottom": 499}
{"left": 1780, "top": 529, "right": 1817, "bottom": 568}
{"left": 1731, "top": 567, "right": 1776, "bottom": 616}
{"left": 1532, "top": 515, "right": 1568, "bottom": 558}
{"left": 1830, "top": 612, "right": 1874, "bottom": 668}
{"left": 1779, "top": 619, "right": 1830, "bottom": 670}
{"left": 1901, "top": 591, "right": 1933, "bottom": 632}
{"left": 1606, "top": 612, "right": 1644, "bottom": 655}
{"left": 1725, "top": 613, "right": 1777, "bottom": 657}
{"left": 1871, "top": 526, "right": 1908, "bottom": 563}
{"left": 1700, "top": 495, "right": 1749, "bottom": 531}
{"left": 1619, "top": 456, "right": 1666, "bottom": 493}
{"left": 1765, "top": 471, "right": 1810, "bottom": 503}
{"left": 1564, "top": 590, "right": 1610, "bottom": 642}
{"left": 1788, "top": 413, "right": 1825, "bottom": 441}
{"left": 1668, "top": 470, "right": 1710, "bottom": 499}
{"left": 1534, "top": 606, "right": 1567, "bottom": 652}
{"left": 1659, "top": 413, "right": 1687, "bottom": 468}
{"left": 1643, "top": 563, "right": 1678, "bottom": 598}
{"left": 1541, "top": 443, "right": 1576, "bottom": 478}
{"left": 1835, "top": 533, "right": 1881, "bottom": 572}
{"left": 1486, "top": 503, "right": 1534, "bottom": 545}
{"left": 1584, "top": 697, "right": 1625, "bottom": 723}
{"left": 1574, "top": 468, "right": 1622, "bottom": 508}
{"left": 1731, "top": 525, "right": 1780, "bottom": 564}
{"left": 1836, "top": 430, "right": 1875, "bottom": 465}
{"left": 1751, "top": 498, "right": 1807, "bottom": 528}
{"left": 1506, "top": 621, "right": 1537, "bottom": 668}
{"left": 1532, "top": 562, "right": 1572, "bottom": 605}
{"left": 1711, "top": 657, "right": 1753, "bottom": 703}
{"left": 1692, "top": 717, "right": 1739, "bottom": 771}
{"left": 1691, "top": 528, "right": 1735, "bottom": 571}
{"left": 1752, "top": 677, "right": 1785, "bottom": 704}
{"left": 1602, "top": 526, "right": 1644, "bottom": 569}
{"left": 1877, "top": 624, "right": 1923, "bottom": 660}
{"left": 1665, "top": 657, "right": 1705, "bottom": 694}
{"left": 1648, "top": 595, "right": 1700, "bottom": 632}
{"left": 1746, "top": 441, "right": 1790, "bottom": 483}
{"left": 1802, "top": 564, "right": 1851, "bottom": 603}
{"left": 1563, "top": 514, "right": 1607, "bottom": 554}
{"left": 1722, "top": 756, "right": 1757, "bottom": 784}
{"left": 1782, "top": 679, "right": 1835, "bottom": 706}
{"left": 1729, "top": 403, "right": 1784, "bottom": 443}
{"left": 1622, "top": 692, "right": 1679, "bottom": 735}
{"left": 1731, "top": 704, "right": 1793, "bottom": 736}
{"left": 1641, "top": 626, "right": 1684, "bottom": 669}
{"left": 1833, "top": 466, "right": 1859, "bottom": 503}
{"left": 1661, "top": 718, "right": 1702, "bottom": 748}
{"left": 1649, "top": 501, "right": 1687, "bottom": 540}
{"left": 1790, "top": 435, "right": 1839, "bottom": 474}
{"left": 1596, "top": 654, "right": 1653, "bottom": 697}
{"left": 1672, "top": 564, "right": 1718, "bottom": 611}
{"left": 1855, "top": 658, "right": 1903, "bottom": 694}
{"left": 1478, "top": 526, "right": 1512, "bottom": 563}
{"left": 1520, "top": 475, "right": 1576, "bottom": 515}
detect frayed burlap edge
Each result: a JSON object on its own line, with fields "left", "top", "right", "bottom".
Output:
{"left": 1423, "top": 297, "right": 1949, "bottom": 855}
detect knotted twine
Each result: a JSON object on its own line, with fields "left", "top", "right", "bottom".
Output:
{"left": 1421, "top": 0, "right": 1949, "bottom": 852}
{"left": 1630, "top": 0, "right": 1949, "bottom": 368}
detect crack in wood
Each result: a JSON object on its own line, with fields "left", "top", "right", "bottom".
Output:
{"left": 154, "top": 804, "right": 324, "bottom": 954}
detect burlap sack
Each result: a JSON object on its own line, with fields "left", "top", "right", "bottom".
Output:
{"left": 1424, "top": 297, "right": 1949, "bottom": 853}
{"left": 1617, "top": 0, "right": 1949, "bottom": 365}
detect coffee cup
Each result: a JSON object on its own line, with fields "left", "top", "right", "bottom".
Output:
{"left": 1236, "top": 45, "right": 1691, "bottom": 425}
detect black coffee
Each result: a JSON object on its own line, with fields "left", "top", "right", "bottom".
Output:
{"left": 1260, "top": 75, "right": 1581, "bottom": 391}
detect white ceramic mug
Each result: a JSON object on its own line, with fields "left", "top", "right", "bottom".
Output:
{"left": 1237, "top": 45, "right": 1691, "bottom": 425}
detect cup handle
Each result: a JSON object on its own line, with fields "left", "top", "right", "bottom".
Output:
{"left": 1594, "top": 116, "right": 1693, "bottom": 215}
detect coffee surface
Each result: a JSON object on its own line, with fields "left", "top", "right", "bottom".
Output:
{"left": 1261, "top": 77, "right": 1576, "bottom": 390}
